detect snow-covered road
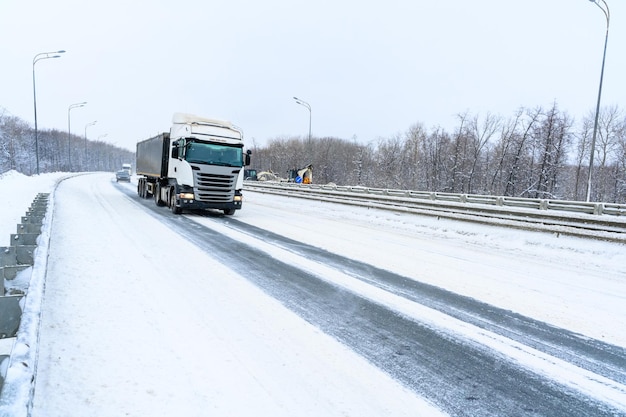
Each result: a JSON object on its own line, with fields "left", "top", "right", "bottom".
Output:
{"left": 28, "top": 174, "right": 445, "bottom": 417}
{"left": 1, "top": 172, "right": 625, "bottom": 416}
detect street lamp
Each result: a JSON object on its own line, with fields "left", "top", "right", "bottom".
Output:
{"left": 68, "top": 102, "right": 87, "bottom": 172}
{"left": 33, "top": 49, "right": 66, "bottom": 174}
{"left": 84, "top": 120, "right": 97, "bottom": 171}
{"left": 585, "top": 0, "right": 610, "bottom": 202}
{"left": 293, "top": 96, "right": 312, "bottom": 142}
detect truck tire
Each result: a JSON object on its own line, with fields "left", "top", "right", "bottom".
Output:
{"left": 154, "top": 184, "right": 166, "bottom": 207}
{"left": 139, "top": 179, "right": 148, "bottom": 199}
{"left": 170, "top": 191, "right": 182, "bottom": 214}
{"left": 223, "top": 209, "right": 236, "bottom": 216}
{"left": 138, "top": 179, "right": 144, "bottom": 198}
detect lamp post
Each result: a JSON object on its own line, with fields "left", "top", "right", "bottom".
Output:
{"left": 84, "top": 120, "right": 97, "bottom": 171}
{"left": 293, "top": 96, "right": 312, "bottom": 142}
{"left": 585, "top": 0, "right": 610, "bottom": 202}
{"left": 68, "top": 102, "right": 87, "bottom": 172}
{"left": 33, "top": 49, "right": 66, "bottom": 174}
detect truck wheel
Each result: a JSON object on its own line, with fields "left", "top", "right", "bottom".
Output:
{"left": 138, "top": 179, "right": 145, "bottom": 198}
{"left": 170, "top": 192, "right": 182, "bottom": 214}
{"left": 154, "top": 184, "right": 165, "bottom": 207}
{"left": 223, "top": 209, "right": 236, "bottom": 216}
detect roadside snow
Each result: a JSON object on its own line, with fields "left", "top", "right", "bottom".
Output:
{"left": 0, "top": 171, "right": 68, "bottom": 243}
{"left": 231, "top": 191, "right": 626, "bottom": 347}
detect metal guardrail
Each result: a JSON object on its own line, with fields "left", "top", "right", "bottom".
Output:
{"left": 244, "top": 181, "right": 626, "bottom": 241}
{"left": 252, "top": 182, "right": 626, "bottom": 216}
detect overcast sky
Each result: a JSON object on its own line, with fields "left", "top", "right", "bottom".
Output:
{"left": 2, "top": 0, "right": 624, "bottom": 152}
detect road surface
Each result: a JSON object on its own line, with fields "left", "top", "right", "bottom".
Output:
{"left": 30, "top": 173, "right": 626, "bottom": 416}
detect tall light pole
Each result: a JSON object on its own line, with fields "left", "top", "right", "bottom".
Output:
{"left": 585, "top": 0, "right": 610, "bottom": 202}
{"left": 33, "top": 49, "right": 66, "bottom": 174}
{"left": 293, "top": 96, "right": 312, "bottom": 142}
{"left": 84, "top": 120, "right": 97, "bottom": 171}
{"left": 68, "top": 102, "right": 87, "bottom": 172}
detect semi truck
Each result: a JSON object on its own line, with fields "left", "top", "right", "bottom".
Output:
{"left": 136, "top": 113, "right": 251, "bottom": 215}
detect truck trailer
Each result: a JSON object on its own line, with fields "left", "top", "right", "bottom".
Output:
{"left": 136, "top": 113, "right": 251, "bottom": 215}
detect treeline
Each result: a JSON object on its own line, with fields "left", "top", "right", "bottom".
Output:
{"left": 0, "top": 108, "right": 134, "bottom": 175}
{"left": 3, "top": 103, "right": 625, "bottom": 203}
{"left": 251, "top": 103, "right": 626, "bottom": 203}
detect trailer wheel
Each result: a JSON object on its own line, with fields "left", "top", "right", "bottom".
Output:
{"left": 170, "top": 191, "right": 182, "bottom": 214}
{"left": 141, "top": 180, "right": 148, "bottom": 199}
{"left": 138, "top": 179, "right": 146, "bottom": 198}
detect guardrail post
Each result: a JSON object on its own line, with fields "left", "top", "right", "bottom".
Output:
{"left": 594, "top": 203, "right": 604, "bottom": 216}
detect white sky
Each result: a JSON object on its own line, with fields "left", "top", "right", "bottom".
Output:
{"left": 1, "top": 0, "right": 625, "bottom": 152}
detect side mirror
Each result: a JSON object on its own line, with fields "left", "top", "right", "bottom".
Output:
{"left": 244, "top": 149, "right": 251, "bottom": 166}
{"left": 171, "top": 144, "right": 179, "bottom": 159}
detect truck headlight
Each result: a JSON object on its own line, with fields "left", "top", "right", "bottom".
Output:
{"left": 178, "top": 193, "right": 194, "bottom": 200}
{"left": 234, "top": 195, "right": 242, "bottom": 202}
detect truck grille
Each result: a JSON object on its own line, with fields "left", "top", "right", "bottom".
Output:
{"left": 194, "top": 172, "right": 235, "bottom": 202}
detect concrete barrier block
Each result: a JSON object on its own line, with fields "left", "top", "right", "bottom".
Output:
{"left": 16, "top": 224, "right": 41, "bottom": 234}
{"left": 1, "top": 266, "right": 29, "bottom": 281}
{"left": 20, "top": 216, "right": 43, "bottom": 225}
{"left": 0, "top": 248, "right": 17, "bottom": 268}
{"left": 9, "top": 234, "right": 39, "bottom": 247}
{"left": 0, "top": 295, "right": 23, "bottom": 339}
{"left": 23, "top": 214, "right": 44, "bottom": 222}
{"left": 0, "top": 353, "right": 9, "bottom": 393}
{"left": 15, "top": 246, "right": 36, "bottom": 266}
{"left": 3, "top": 264, "right": 31, "bottom": 295}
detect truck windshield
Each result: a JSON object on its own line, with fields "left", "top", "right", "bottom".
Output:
{"left": 185, "top": 142, "right": 243, "bottom": 167}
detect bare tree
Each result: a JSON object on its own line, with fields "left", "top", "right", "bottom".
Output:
{"left": 574, "top": 114, "right": 593, "bottom": 201}
{"left": 532, "top": 103, "right": 573, "bottom": 199}
{"left": 467, "top": 112, "right": 500, "bottom": 194}
{"left": 450, "top": 112, "right": 471, "bottom": 193}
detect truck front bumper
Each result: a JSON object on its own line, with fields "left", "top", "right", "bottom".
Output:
{"left": 177, "top": 191, "right": 242, "bottom": 211}
{"left": 179, "top": 199, "right": 242, "bottom": 211}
